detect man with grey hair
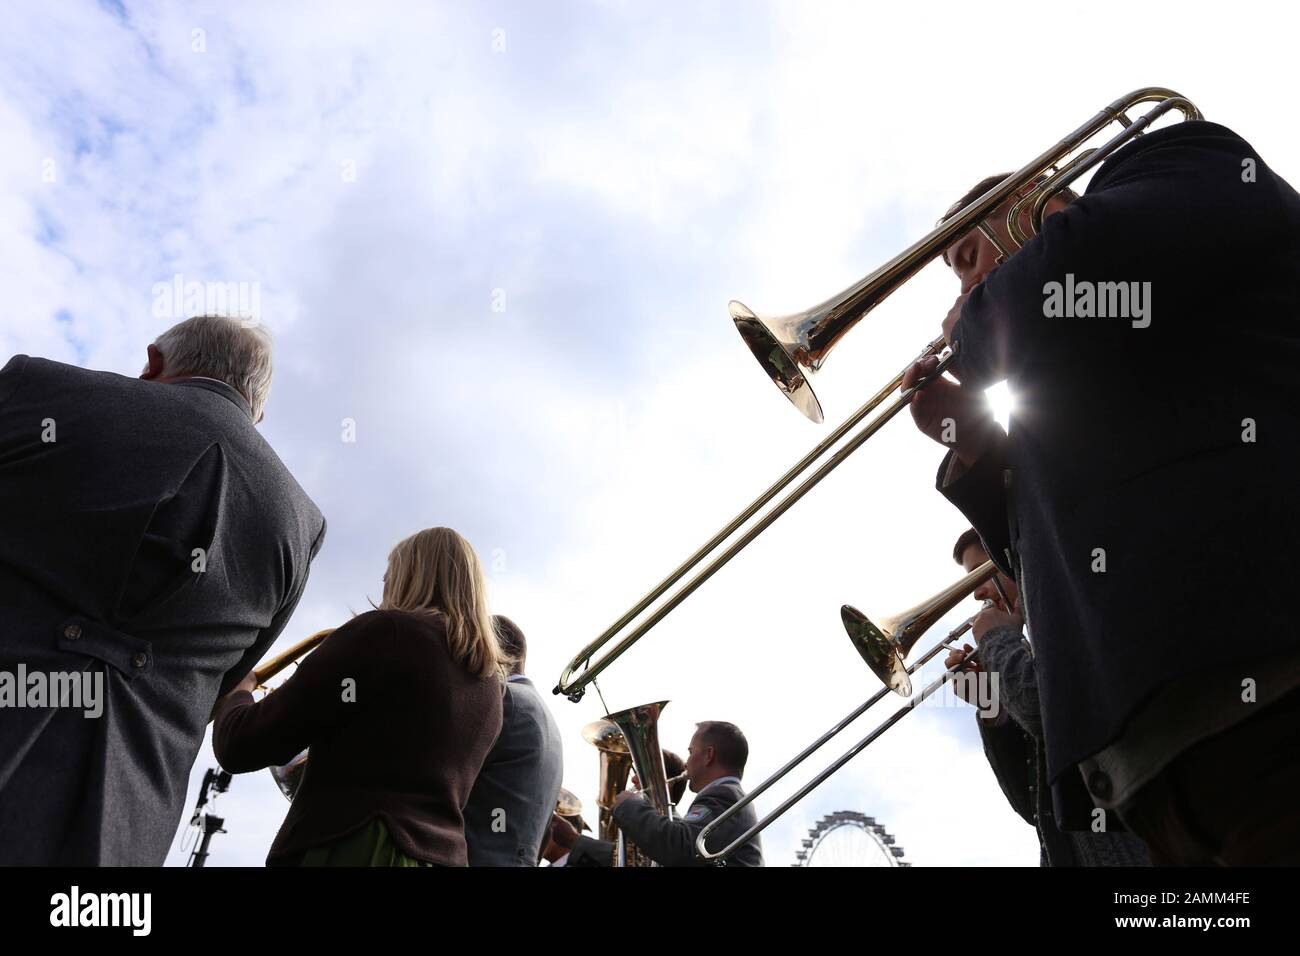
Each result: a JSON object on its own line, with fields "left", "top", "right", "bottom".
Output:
{"left": 0, "top": 314, "right": 326, "bottom": 865}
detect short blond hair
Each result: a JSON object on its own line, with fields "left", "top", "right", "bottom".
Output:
{"left": 378, "top": 527, "right": 504, "bottom": 680}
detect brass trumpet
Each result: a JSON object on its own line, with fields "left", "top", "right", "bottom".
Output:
{"left": 555, "top": 88, "right": 1200, "bottom": 702}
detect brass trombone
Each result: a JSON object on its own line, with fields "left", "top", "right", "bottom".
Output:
{"left": 843, "top": 560, "right": 1005, "bottom": 696}
{"left": 555, "top": 88, "right": 1200, "bottom": 702}
{"left": 695, "top": 569, "right": 1003, "bottom": 863}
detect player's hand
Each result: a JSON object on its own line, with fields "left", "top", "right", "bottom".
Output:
{"left": 549, "top": 813, "right": 578, "bottom": 850}
{"left": 971, "top": 605, "right": 1024, "bottom": 643}
{"left": 902, "top": 355, "right": 994, "bottom": 467}
{"left": 945, "top": 644, "right": 980, "bottom": 704}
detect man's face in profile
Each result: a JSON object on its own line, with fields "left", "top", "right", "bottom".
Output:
{"left": 943, "top": 194, "right": 1072, "bottom": 293}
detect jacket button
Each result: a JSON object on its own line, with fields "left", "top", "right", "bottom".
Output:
{"left": 1002, "top": 469, "right": 1013, "bottom": 489}
{"left": 1087, "top": 770, "right": 1112, "bottom": 800}
{"left": 131, "top": 652, "right": 148, "bottom": 669}
{"left": 64, "top": 624, "right": 82, "bottom": 640}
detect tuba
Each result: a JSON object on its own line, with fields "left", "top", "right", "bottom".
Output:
{"left": 583, "top": 700, "right": 674, "bottom": 866}
{"left": 582, "top": 718, "right": 634, "bottom": 843}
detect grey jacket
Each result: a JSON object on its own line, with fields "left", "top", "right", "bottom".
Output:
{"left": 0, "top": 356, "right": 325, "bottom": 865}
{"left": 463, "top": 676, "right": 564, "bottom": 866}
{"left": 610, "top": 778, "right": 764, "bottom": 867}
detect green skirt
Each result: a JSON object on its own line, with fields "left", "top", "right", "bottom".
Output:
{"left": 291, "top": 817, "right": 436, "bottom": 867}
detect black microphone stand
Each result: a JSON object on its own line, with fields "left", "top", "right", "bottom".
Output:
{"left": 187, "top": 768, "right": 232, "bottom": 868}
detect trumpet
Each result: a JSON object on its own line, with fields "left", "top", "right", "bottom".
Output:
{"left": 555, "top": 88, "right": 1200, "bottom": 702}
{"left": 695, "top": 573, "right": 1001, "bottom": 863}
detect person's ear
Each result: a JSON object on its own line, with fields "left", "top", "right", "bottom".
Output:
{"left": 140, "top": 344, "right": 166, "bottom": 381}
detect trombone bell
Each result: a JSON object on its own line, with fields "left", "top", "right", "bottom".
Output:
{"left": 731, "top": 300, "right": 825, "bottom": 424}
{"left": 842, "top": 605, "right": 913, "bottom": 696}
{"left": 843, "top": 560, "right": 999, "bottom": 696}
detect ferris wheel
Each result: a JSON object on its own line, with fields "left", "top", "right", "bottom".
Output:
{"left": 792, "top": 811, "right": 909, "bottom": 867}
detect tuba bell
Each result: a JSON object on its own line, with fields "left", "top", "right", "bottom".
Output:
{"left": 583, "top": 700, "right": 674, "bottom": 866}
{"left": 582, "top": 718, "right": 634, "bottom": 843}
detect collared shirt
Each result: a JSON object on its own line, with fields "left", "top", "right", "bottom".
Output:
{"left": 506, "top": 674, "right": 528, "bottom": 684}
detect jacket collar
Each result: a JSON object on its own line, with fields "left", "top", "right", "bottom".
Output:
{"left": 698, "top": 775, "right": 742, "bottom": 796}
{"left": 172, "top": 376, "right": 254, "bottom": 421}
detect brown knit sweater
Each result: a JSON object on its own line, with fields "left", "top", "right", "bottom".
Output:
{"left": 213, "top": 609, "right": 504, "bottom": 865}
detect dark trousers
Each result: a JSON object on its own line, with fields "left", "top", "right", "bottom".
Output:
{"left": 1118, "top": 685, "right": 1300, "bottom": 866}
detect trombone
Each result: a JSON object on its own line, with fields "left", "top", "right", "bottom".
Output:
{"left": 695, "top": 566, "right": 1003, "bottom": 863}
{"left": 555, "top": 88, "right": 1200, "bottom": 702}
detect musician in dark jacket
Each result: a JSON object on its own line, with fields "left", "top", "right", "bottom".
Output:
{"left": 906, "top": 118, "right": 1300, "bottom": 864}
{"left": 213, "top": 527, "right": 505, "bottom": 866}
{"left": 555, "top": 721, "right": 763, "bottom": 867}
{"left": 0, "top": 315, "right": 325, "bottom": 866}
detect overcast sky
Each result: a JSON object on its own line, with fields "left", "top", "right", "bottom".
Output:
{"left": 3, "top": 0, "right": 1297, "bottom": 867}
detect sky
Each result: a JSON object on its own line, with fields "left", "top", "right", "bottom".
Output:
{"left": 2, "top": 0, "right": 1298, "bottom": 867}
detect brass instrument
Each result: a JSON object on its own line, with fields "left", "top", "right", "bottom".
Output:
{"left": 582, "top": 718, "right": 633, "bottom": 842}
{"left": 733, "top": 88, "right": 1201, "bottom": 422}
{"left": 253, "top": 628, "right": 335, "bottom": 801}
{"left": 583, "top": 700, "right": 674, "bottom": 866}
{"left": 270, "top": 749, "right": 309, "bottom": 801}
{"left": 843, "top": 560, "right": 999, "bottom": 696}
{"left": 253, "top": 628, "right": 334, "bottom": 687}
{"left": 554, "top": 88, "right": 1200, "bottom": 702}
{"left": 556, "top": 787, "right": 583, "bottom": 818}
{"left": 696, "top": 572, "right": 999, "bottom": 862}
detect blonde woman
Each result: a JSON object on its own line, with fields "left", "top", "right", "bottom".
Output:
{"left": 213, "top": 527, "right": 506, "bottom": 866}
